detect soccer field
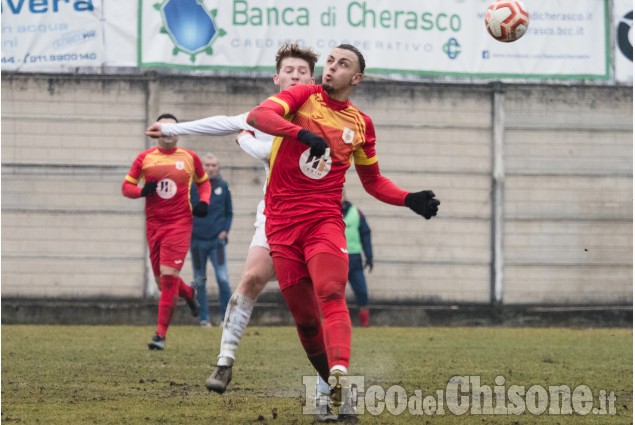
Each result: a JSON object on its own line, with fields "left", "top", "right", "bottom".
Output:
{"left": 2, "top": 325, "right": 632, "bottom": 424}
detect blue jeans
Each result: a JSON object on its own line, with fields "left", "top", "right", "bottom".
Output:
{"left": 190, "top": 238, "right": 231, "bottom": 322}
{"left": 347, "top": 254, "right": 369, "bottom": 307}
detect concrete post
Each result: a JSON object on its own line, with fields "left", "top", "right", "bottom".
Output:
{"left": 143, "top": 72, "right": 161, "bottom": 299}
{"left": 491, "top": 83, "right": 506, "bottom": 305}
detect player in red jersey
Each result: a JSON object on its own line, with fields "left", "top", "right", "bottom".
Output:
{"left": 246, "top": 45, "right": 440, "bottom": 405}
{"left": 122, "top": 113, "right": 212, "bottom": 350}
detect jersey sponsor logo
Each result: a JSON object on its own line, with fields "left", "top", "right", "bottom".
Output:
{"left": 299, "top": 148, "right": 331, "bottom": 180}
{"left": 175, "top": 161, "right": 185, "bottom": 170}
{"left": 157, "top": 178, "right": 178, "bottom": 199}
{"left": 214, "top": 186, "right": 223, "bottom": 196}
{"left": 342, "top": 127, "right": 355, "bottom": 144}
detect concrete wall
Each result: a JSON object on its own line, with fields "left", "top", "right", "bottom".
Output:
{"left": 1, "top": 73, "right": 631, "bottom": 305}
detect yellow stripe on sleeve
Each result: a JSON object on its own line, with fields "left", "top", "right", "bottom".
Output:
{"left": 195, "top": 173, "right": 208, "bottom": 184}
{"left": 267, "top": 136, "right": 284, "bottom": 185}
{"left": 125, "top": 175, "right": 139, "bottom": 184}
{"left": 268, "top": 96, "right": 290, "bottom": 115}
{"left": 353, "top": 148, "right": 378, "bottom": 166}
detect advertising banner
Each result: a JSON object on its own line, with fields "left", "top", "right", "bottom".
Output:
{"left": 0, "top": 0, "right": 615, "bottom": 81}
{"left": 138, "top": 0, "right": 610, "bottom": 80}
{"left": 1, "top": 0, "right": 104, "bottom": 71}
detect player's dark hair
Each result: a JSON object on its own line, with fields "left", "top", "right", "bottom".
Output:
{"left": 275, "top": 43, "right": 320, "bottom": 76}
{"left": 156, "top": 113, "right": 178, "bottom": 123}
{"left": 336, "top": 44, "right": 366, "bottom": 73}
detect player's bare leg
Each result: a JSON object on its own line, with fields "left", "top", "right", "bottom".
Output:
{"left": 206, "top": 246, "right": 275, "bottom": 393}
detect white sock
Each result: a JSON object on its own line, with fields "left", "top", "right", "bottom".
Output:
{"left": 330, "top": 365, "right": 348, "bottom": 375}
{"left": 217, "top": 293, "right": 256, "bottom": 366}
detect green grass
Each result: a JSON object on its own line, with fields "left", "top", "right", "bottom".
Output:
{"left": 2, "top": 326, "right": 632, "bottom": 424}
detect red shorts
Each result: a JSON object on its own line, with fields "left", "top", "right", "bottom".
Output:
{"left": 146, "top": 220, "right": 191, "bottom": 276}
{"left": 266, "top": 216, "right": 348, "bottom": 290}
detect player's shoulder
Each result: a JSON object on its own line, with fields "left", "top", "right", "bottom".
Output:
{"left": 347, "top": 100, "right": 369, "bottom": 118}
{"left": 141, "top": 146, "right": 160, "bottom": 154}
{"left": 136, "top": 147, "right": 159, "bottom": 160}
{"left": 283, "top": 83, "right": 321, "bottom": 98}
{"left": 176, "top": 147, "right": 200, "bottom": 159}
{"left": 348, "top": 102, "right": 374, "bottom": 127}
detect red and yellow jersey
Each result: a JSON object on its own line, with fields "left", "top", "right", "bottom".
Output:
{"left": 262, "top": 84, "right": 378, "bottom": 221}
{"left": 124, "top": 147, "right": 208, "bottom": 223}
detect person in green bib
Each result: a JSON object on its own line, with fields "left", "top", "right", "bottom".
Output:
{"left": 342, "top": 194, "right": 373, "bottom": 327}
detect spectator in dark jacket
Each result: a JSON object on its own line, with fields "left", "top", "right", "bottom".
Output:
{"left": 191, "top": 153, "right": 233, "bottom": 327}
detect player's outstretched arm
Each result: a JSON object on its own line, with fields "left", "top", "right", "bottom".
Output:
{"left": 246, "top": 95, "right": 327, "bottom": 158}
{"left": 145, "top": 122, "right": 164, "bottom": 138}
{"left": 236, "top": 130, "right": 272, "bottom": 162}
{"left": 355, "top": 162, "right": 440, "bottom": 220}
{"left": 145, "top": 114, "right": 253, "bottom": 138}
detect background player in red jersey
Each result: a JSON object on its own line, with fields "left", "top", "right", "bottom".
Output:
{"left": 246, "top": 45, "right": 440, "bottom": 407}
{"left": 122, "top": 113, "right": 212, "bottom": 350}
{"left": 144, "top": 46, "right": 339, "bottom": 421}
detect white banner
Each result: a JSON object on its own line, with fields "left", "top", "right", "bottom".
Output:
{"left": 0, "top": 0, "right": 615, "bottom": 81}
{"left": 138, "top": 0, "right": 610, "bottom": 80}
{"left": 613, "top": 0, "right": 633, "bottom": 83}
{"left": 1, "top": 0, "right": 105, "bottom": 71}
{"left": 102, "top": 1, "right": 137, "bottom": 67}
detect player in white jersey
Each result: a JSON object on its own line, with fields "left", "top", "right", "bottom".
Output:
{"left": 145, "top": 44, "right": 339, "bottom": 420}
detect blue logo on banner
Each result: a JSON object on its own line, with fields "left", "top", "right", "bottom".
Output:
{"left": 156, "top": 0, "right": 226, "bottom": 62}
{"left": 443, "top": 37, "right": 461, "bottom": 60}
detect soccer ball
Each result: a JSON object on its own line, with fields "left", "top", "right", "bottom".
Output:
{"left": 485, "top": 0, "right": 530, "bottom": 42}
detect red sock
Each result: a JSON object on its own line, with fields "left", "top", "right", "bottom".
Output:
{"left": 280, "top": 279, "right": 330, "bottom": 380}
{"left": 156, "top": 275, "right": 179, "bottom": 337}
{"left": 359, "top": 309, "right": 370, "bottom": 327}
{"left": 308, "top": 254, "right": 351, "bottom": 371}
{"left": 177, "top": 277, "right": 194, "bottom": 300}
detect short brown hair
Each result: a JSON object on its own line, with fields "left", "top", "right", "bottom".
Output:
{"left": 275, "top": 43, "right": 320, "bottom": 76}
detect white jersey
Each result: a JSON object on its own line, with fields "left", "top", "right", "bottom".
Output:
{"left": 236, "top": 131, "right": 271, "bottom": 194}
{"left": 162, "top": 113, "right": 254, "bottom": 137}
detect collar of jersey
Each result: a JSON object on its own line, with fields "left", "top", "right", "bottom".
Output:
{"left": 320, "top": 87, "right": 351, "bottom": 111}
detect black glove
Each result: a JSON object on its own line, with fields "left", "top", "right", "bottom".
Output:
{"left": 140, "top": 181, "right": 158, "bottom": 197}
{"left": 297, "top": 129, "right": 328, "bottom": 158}
{"left": 192, "top": 202, "right": 209, "bottom": 217}
{"left": 405, "top": 190, "right": 440, "bottom": 220}
{"left": 364, "top": 258, "right": 373, "bottom": 273}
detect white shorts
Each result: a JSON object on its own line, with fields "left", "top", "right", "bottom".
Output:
{"left": 249, "top": 200, "right": 269, "bottom": 250}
